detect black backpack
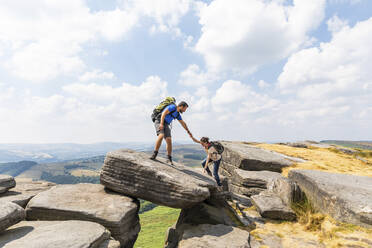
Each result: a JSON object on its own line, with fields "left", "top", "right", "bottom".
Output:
{"left": 210, "top": 141, "right": 224, "bottom": 154}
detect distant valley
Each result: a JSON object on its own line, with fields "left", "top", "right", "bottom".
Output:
{"left": 0, "top": 143, "right": 204, "bottom": 185}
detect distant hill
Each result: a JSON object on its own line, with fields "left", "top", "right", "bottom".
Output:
{"left": 0, "top": 142, "right": 154, "bottom": 163}
{"left": 0, "top": 160, "right": 38, "bottom": 177}
{"left": 3, "top": 144, "right": 204, "bottom": 184}
{"left": 321, "top": 140, "right": 372, "bottom": 150}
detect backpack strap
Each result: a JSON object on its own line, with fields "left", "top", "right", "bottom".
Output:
{"left": 169, "top": 104, "right": 180, "bottom": 119}
{"left": 157, "top": 104, "right": 179, "bottom": 122}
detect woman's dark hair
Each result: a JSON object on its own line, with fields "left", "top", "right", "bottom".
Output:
{"left": 200, "top": 137, "right": 210, "bottom": 143}
{"left": 178, "top": 101, "right": 189, "bottom": 108}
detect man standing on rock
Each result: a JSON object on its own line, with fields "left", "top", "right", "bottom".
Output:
{"left": 150, "top": 101, "right": 193, "bottom": 165}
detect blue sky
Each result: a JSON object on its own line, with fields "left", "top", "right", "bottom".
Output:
{"left": 0, "top": 0, "right": 371, "bottom": 143}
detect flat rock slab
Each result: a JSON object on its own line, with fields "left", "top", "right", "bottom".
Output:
{"left": 0, "top": 201, "right": 25, "bottom": 232}
{"left": 229, "top": 183, "right": 264, "bottom": 197}
{"left": 289, "top": 169, "right": 372, "bottom": 228}
{"left": 100, "top": 149, "right": 217, "bottom": 209}
{"left": 26, "top": 183, "right": 140, "bottom": 247}
{"left": 233, "top": 169, "right": 284, "bottom": 188}
{"left": 0, "top": 220, "right": 116, "bottom": 248}
{"left": 178, "top": 224, "right": 251, "bottom": 248}
{"left": 0, "top": 175, "right": 16, "bottom": 194}
{"left": 0, "top": 178, "right": 55, "bottom": 208}
{"left": 221, "top": 142, "right": 292, "bottom": 172}
{"left": 251, "top": 192, "right": 296, "bottom": 221}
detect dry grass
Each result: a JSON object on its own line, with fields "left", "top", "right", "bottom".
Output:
{"left": 255, "top": 144, "right": 372, "bottom": 177}
{"left": 251, "top": 196, "right": 372, "bottom": 247}
{"left": 244, "top": 143, "right": 372, "bottom": 247}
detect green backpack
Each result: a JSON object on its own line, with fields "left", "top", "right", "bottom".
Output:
{"left": 151, "top": 97, "right": 176, "bottom": 122}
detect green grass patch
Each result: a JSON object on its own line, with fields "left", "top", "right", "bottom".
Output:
{"left": 134, "top": 206, "right": 181, "bottom": 248}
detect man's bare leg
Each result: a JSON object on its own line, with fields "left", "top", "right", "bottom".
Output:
{"left": 165, "top": 137, "right": 173, "bottom": 164}
{"left": 155, "top": 133, "right": 164, "bottom": 151}
{"left": 165, "top": 137, "right": 172, "bottom": 156}
{"left": 150, "top": 133, "right": 164, "bottom": 160}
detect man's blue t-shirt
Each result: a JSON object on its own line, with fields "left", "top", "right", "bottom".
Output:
{"left": 163, "top": 104, "right": 182, "bottom": 124}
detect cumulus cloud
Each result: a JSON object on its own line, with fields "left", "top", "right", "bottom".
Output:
{"left": 278, "top": 17, "right": 372, "bottom": 99}
{"left": 126, "top": 0, "right": 193, "bottom": 35}
{"left": 63, "top": 76, "right": 168, "bottom": 105}
{"left": 327, "top": 15, "right": 349, "bottom": 33}
{"left": 79, "top": 70, "right": 116, "bottom": 82}
{"left": 0, "top": 0, "right": 197, "bottom": 82}
{"left": 211, "top": 80, "right": 279, "bottom": 117}
{"left": 195, "top": 0, "right": 326, "bottom": 74}
{"left": 0, "top": 76, "right": 170, "bottom": 142}
{"left": 258, "top": 80, "right": 270, "bottom": 89}
{"left": 0, "top": 1, "right": 139, "bottom": 81}
{"left": 271, "top": 17, "right": 372, "bottom": 135}
{"left": 178, "top": 64, "right": 218, "bottom": 86}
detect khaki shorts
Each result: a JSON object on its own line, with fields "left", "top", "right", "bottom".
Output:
{"left": 154, "top": 120, "right": 171, "bottom": 138}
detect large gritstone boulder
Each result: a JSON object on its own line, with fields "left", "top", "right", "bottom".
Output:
{"left": 0, "top": 220, "right": 120, "bottom": 248}
{"left": 289, "top": 169, "right": 372, "bottom": 228}
{"left": 100, "top": 149, "right": 217, "bottom": 209}
{"left": 0, "top": 201, "right": 25, "bottom": 232}
{"left": 164, "top": 197, "right": 247, "bottom": 248}
{"left": 26, "top": 183, "right": 140, "bottom": 247}
{"left": 221, "top": 142, "right": 293, "bottom": 172}
{"left": 178, "top": 224, "right": 251, "bottom": 248}
{"left": 0, "top": 175, "right": 16, "bottom": 194}
{"left": 251, "top": 192, "right": 296, "bottom": 221}
{"left": 0, "top": 178, "right": 55, "bottom": 208}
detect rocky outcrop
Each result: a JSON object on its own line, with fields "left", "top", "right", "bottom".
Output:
{"left": 267, "top": 177, "right": 303, "bottom": 206}
{"left": 218, "top": 143, "right": 300, "bottom": 223}
{"left": 289, "top": 169, "right": 372, "bottom": 228}
{"left": 229, "top": 170, "right": 284, "bottom": 197}
{"left": 177, "top": 224, "right": 251, "bottom": 248}
{"left": 26, "top": 183, "right": 140, "bottom": 247}
{"left": 164, "top": 196, "right": 246, "bottom": 248}
{"left": 0, "top": 220, "right": 120, "bottom": 248}
{"left": 100, "top": 149, "right": 217, "bottom": 209}
{"left": 0, "top": 175, "right": 16, "bottom": 194}
{"left": 0, "top": 178, "right": 55, "bottom": 207}
{"left": 221, "top": 141, "right": 292, "bottom": 172}
{"left": 251, "top": 192, "right": 296, "bottom": 221}
{"left": 0, "top": 201, "right": 25, "bottom": 232}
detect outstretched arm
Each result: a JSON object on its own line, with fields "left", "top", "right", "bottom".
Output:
{"left": 178, "top": 120, "right": 192, "bottom": 137}
{"left": 191, "top": 136, "right": 200, "bottom": 144}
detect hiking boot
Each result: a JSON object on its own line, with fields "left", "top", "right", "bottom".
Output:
{"left": 167, "top": 155, "right": 174, "bottom": 165}
{"left": 150, "top": 151, "right": 158, "bottom": 160}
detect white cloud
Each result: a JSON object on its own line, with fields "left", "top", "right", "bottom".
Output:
{"left": 258, "top": 80, "right": 270, "bottom": 89}
{"left": 329, "top": 0, "right": 363, "bottom": 5}
{"left": 63, "top": 76, "right": 168, "bottom": 105}
{"left": 0, "top": 76, "right": 169, "bottom": 143}
{"left": 278, "top": 17, "right": 372, "bottom": 99}
{"left": 0, "top": 0, "right": 140, "bottom": 82}
{"left": 128, "top": 0, "right": 193, "bottom": 35}
{"left": 79, "top": 70, "right": 116, "bottom": 82}
{"left": 211, "top": 80, "right": 279, "bottom": 116}
{"left": 212, "top": 80, "right": 250, "bottom": 105}
{"left": 195, "top": 0, "right": 326, "bottom": 74}
{"left": 327, "top": 15, "right": 348, "bottom": 33}
{"left": 0, "top": 0, "right": 197, "bottom": 82}
{"left": 178, "top": 64, "right": 218, "bottom": 86}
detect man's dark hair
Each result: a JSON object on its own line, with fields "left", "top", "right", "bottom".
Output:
{"left": 178, "top": 101, "right": 189, "bottom": 108}
{"left": 200, "top": 137, "right": 210, "bottom": 143}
